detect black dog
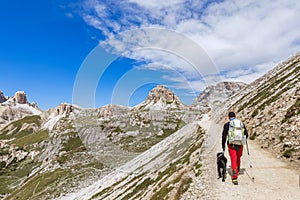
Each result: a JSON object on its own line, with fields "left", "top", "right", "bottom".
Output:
{"left": 217, "top": 152, "right": 227, "bottom": 182}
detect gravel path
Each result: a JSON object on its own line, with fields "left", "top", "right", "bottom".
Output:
{"left": 185, "top": 114, "right": 300, "bottom": 200}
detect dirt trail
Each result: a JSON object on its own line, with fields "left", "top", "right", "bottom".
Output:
{"left": 196, "top": 114, "right": 300, "bottom": 200}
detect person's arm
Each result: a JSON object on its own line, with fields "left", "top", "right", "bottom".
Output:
{"left": 222, "top": 122, "right": 229, "bottom": 151}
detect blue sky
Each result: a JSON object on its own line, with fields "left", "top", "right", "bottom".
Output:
{"left": 0, "top": 0, "right": 99, "bottom": 109}
{"left": 1, "top": 0, "right": 300, "bottom": 109}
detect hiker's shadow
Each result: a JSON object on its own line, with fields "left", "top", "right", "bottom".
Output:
{"left": 227, "top": 167, "right": 245, "bottom": 176}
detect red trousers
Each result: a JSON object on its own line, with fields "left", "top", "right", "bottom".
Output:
{"left": 228, "top": 144, "right": 243, "bottom": 179}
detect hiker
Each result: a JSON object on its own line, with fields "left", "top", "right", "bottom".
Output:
{"left": 222, "top": 111, "right": 248, "bottom": 185}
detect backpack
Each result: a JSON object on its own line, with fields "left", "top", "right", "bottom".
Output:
{"left": 228, "top": 119, "right": 245, "bottom": 145}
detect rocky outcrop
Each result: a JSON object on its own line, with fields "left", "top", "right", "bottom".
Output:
{"left": 97, "top": 104, "right": 130, "bottom": 118}
{"left": 11, "top": 91, "right": 28, "bottom": 104}
{"left": 0, "top": 91, "right": 42, "bottom": 129}
{"left": 0, "top": 91, "right": 8, "bottom": 103}
{"left": 137, "top": 85, "right": 186, "bottom": 110}
{"left": 193, "top": 81, "right": 247, "bottom": 111}
{"left": 0, "top": 142, "right": 29, "bottom": 167}
{"left": 56, "top": 103, "right": 73, "bottom": 115}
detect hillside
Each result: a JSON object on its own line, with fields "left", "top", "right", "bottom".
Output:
{"left": 59, "top": 122, "right": 204, "bottom": 200}
{"left": 0, "top": 86, "right": 202, "bottom": 199}
{"left": 229, "top": 52, "right": 300, "bottom": 161}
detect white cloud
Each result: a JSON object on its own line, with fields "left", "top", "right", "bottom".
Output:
{"left": 65, "top": 13, "right": 74, "bottom": 18}
{"left": 194, "top": 0, "right": 300, "bottom": 70}
{"left": 128, "top": 0, "right": 185, "bottom": 9}
{"left": 78, "top": 0, "right": 300, "bottom": 92}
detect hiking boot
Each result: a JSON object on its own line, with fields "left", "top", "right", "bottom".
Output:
{"left": 232, "top": 179, "right": 238, "bottom": 185}
{"left": 232, "top": 169, "right": 238, "bottom": 179}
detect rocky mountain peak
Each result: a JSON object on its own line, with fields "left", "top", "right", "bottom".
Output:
{"left": 0, "top": 90, "right": 8, "bottom": 103}
{"left": 147, "top": 85, "right": 176, "bottom": 103}
{"left": 193, "top": 81, "right": 247, "bottom": 109}
{"left": 0, "top": 91, "right": 42, "bottom": 129}
{"left": 11, "top": 91, "right": 28, "bottom": 104}
{"left": 138, "top": 85, "right": 185, "bottom": 110}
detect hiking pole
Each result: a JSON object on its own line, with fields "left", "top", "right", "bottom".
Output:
{"left": 244, "top": 168, "right": 255, "bottom": 183}
{"left": 246, "top": 139, "right": 252, "bottom": 168}
{"left": 245, "top": 139, "right": 255, "bottom": 182}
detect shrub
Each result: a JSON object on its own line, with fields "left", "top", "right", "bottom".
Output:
{"left": 251, "top": 109, "right": 259, "bottom": 118}
{"left": 279, "top": 135, "right": 285, "bottom": 142}
{"left": 283, "top": 148, "right": 295, "bottom": 158}
{"left": 0, "top": 161, "right": 6, "bottom": 169}
{"left": 249, "top": 132, "right": 257, "bottom": 140}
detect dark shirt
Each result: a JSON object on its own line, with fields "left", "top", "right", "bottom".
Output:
{"left": 222, "top": 119, "right": 249, "bottom": 150}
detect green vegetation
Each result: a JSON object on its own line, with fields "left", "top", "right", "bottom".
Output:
{"left": 194, "top": 162, "right": 202, "bottom": 177}
{"left": 113, "top": 126, "right": 124, "bottom": 133}
{"left": 238, "top": 64, "right": 299, "bottom": 113}
{"left": 0, "top": 161, "right": 6, "bottom": 169}
{"left": 150, "top": 182, "right": 174, "bottom": 200}
{"left": 90, "top": 187, "right": 111, "bottom": 200}
{"left": 0, "top": 158, "right": 40, "bottom": 177}
{"left": 0, "top": 176, "right": 20, "bottom": 194}
{"left": 0, "top": 149, "right": 9, "bottom": 156}
{"left": 62, "top": 136, "right": 85, "bottom": 152}
{"left": 91, "top": 176, "right": 129, "bottom": 199}
{"left": 84, "top": 161, "right": 104, "bottom": 169}
{"left": 5, "top": 158, "right": 105, "bottom": 199}
{"left": 155, "top": 162, "right": 178, "bottom": 184}
{"left": 174, "top": 177, "right": 193, "bottom": 200}
{"left": 113, "top": 118, "right": 186, "bottom": 153}
{"left": 152, "top": 127, "right": 204, "bottom": 197}
{"left": 151, "top": 173, "right": 193, "bottom": 200}
{"left": 55, "top": 132, "right": 86, "bottom": 165}
{"left": 7, "top": 168, "right": 70, "bottom": 199}
{"left": 56, "top": 135, "right": 86, "bottom": 165}
{"left": 249, "top": 132, "right": 257, "bottom": 140}
{"left": 251, "top": 83, "right": 294, "bottom": 117}
{"left": 0, "top": 159, "right": 41, "bottom": 195}
{"left": 53, "top": 117, "right": 75, "bottom": 132}
{"left": 251, "top": 109, "right": 259, "bottom": 118}
{"left": 12, "top": 130, "right": 49, "bottom": 147}
{"left": 121, "top": 178, "right": 154, "bottom": 200}
{"left": 283, "top": 148, "right": 295, "bottom": 158}
{"left": 181, "top": 127, "right": 204, "bottom": 165}
{"left": 11, "top": 115, "right": 41, "bottom": 127}
{"left": 112, "top": 174, "right": 146, "bottom": 200}
{"left": 279, "top": 135, "right": 285, "bottom": 142}
{"left": 0, "top": 115, "right": 41, "bottom": 140}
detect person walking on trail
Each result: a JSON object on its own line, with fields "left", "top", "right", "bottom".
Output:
{"left": 222, "top": 112, "right": 248, "bottom": 185}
